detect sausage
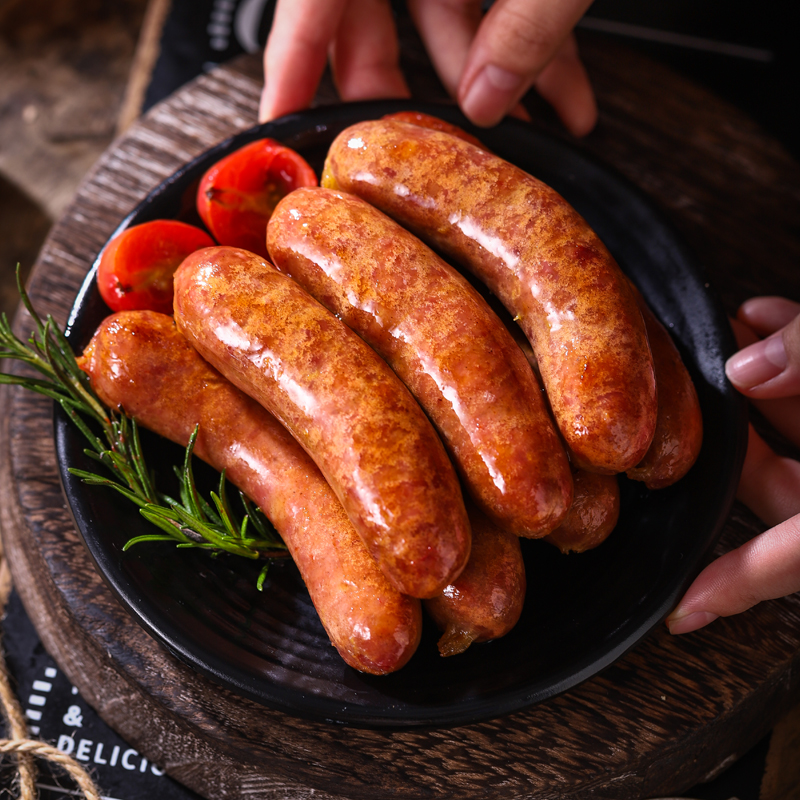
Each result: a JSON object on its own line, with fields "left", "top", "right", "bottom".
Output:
{"left": 267, "top": 187, "right": 572, "bottom": 537}
{"left": 626, "top": 290, "right": 703, "bottom": 488}
{"left": 381, "top": 111, "right": 487, "bottom": 149}
{"left": 173, "top": 245, "right": 471, "bottom": 599}
{"left": 545, "top": 470, "right": 620, "bottom": 554}
{"left": 76, "top": 310, "right": 422, "bottom": 674}
{"left": 424, "top": 507, "right": 526, "bottom": 656}
{"left": 322, "top": 118, "right": 658, "bottom": 474}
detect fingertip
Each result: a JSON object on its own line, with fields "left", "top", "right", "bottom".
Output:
{"left": 258, "top": 88, "right": 271, "bottom": 124}
{"left": 665, "top": 609, "right": 719, "bottom": 635}
{"left": 725, "top": 333, "right": 792, "bottom": 395}
{"left": 459, "top": 64, "right": 526, "bottom": 128}
{"left": 534, "top": 43, "right": 597, "bottom": 137}
{"left": 738, "top": 296, "right": 800, "bottom": 335}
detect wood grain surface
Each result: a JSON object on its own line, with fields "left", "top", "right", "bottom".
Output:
{"left": 2, "top": 35, "right": 800, "bottom": 799}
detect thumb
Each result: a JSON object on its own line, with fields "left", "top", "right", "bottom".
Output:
{"left": 725, "top": 310, "right": 800, "bottom": 399}
{"left": 666, "top": 511, "right": 800, "bottom": 634}
{"left": 457, "top": 0, "right": 596, "bottom": 134}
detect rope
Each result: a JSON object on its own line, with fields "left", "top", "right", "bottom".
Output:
{"left": 0, "top": 556, "right": 101, "bottom": 800}
{"left": 0, "top": 739, "right": 101, "bottom": 800}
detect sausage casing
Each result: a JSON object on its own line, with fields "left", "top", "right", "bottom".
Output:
{"left": 424, "top": 507, "right": 526, "bottom": 656}
{"left": 322, "top": 119, "right": 658, "bottom": 474}
{"left": 173, "top": 246, "right": 471, "bottom": 598}
{"left": 626, "top": 292, "right": 703, "bottom": 489}
{"left": 545, "top": 470, "right": 620, "bottom": 554}
{"left": 77, "top": 310, "right": 422, "bottom": 674}
{"left": 267, "top": 187, "right": 572, "bottom": 537}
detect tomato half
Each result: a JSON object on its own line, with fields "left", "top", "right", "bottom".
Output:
{"left": 196, "top": 138, "right": 318, "bottom": 258}
{"left": 97, "top": 219, "right": 214, "bottom": 314}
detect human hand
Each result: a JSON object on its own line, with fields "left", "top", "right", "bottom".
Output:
{"left": 666, "top": 297, "right": 800, "bottom": 634}
{"left": 259, "top": 0, "right": 598, "bottom": 137}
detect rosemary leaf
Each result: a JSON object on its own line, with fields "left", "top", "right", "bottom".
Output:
{"left": 1, "top": 265, "right": 289, "bottom": 581}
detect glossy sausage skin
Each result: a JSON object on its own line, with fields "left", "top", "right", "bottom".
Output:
{"left": 322, "top": 119, "right": 658, "bottom": 474}
{"left": 77, "top": 310, "right": 422, "bottom": 674}
{"left": 173, "top": 246, "right": 471, "bottom": 599}
{"left": 424, "top": 507, "right": 526, "bottom": 656}
{"left": 381, "top": 111, "right": 487, "bottom": 149}
{"left": 626, "top": 291, "right": 703, "bottom": 489}
{"left": 267, "top": 187, "right": 572, "bottom": 537}
{"left": 545, "top": 470, "right": 620, "bottom": 554}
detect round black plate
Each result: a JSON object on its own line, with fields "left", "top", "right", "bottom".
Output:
{"left": 55, "top": 99, "right": 747, "bottom": 729}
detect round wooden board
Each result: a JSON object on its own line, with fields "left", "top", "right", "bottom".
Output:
{"left": 3, "top": 39, "right": 800, "bottom": 799}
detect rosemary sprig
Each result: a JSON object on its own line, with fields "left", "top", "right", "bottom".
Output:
{"left": 0, "top": 266, "right": 287, "bottom": 589}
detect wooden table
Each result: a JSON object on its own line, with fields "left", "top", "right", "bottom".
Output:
{"left": 2, "top": 34, "right": 800, "bottom": 799}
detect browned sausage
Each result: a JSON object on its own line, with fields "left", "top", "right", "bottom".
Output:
{"left": 173, "top": 246, "right": 471, "bottom": 599}
{"left": 322, "top": 118, "right": 658, "bottom": 474}
{"left": 626, "top": 290, "right": 704, "bottom": 489}
{"left": 381, "top": 111, "right": 487, "bottom": 148}
{"left": 267, "top": 187, "right": 572, "bottom": 537}
{"left": 424, "top": 507, "right": 526, "bottom": 656}
{"left": 545, "top": 470, "right": 620, "bottom": 554}
{"left": 76, "top": 310, "right": 422, "bottom": 674}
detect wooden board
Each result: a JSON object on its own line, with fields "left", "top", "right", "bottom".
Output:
{"left": 2, "top": 38, "right": 800, "bottom": 799}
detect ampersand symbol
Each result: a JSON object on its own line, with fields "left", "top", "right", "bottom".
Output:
{"left": 62, "top": 705, "right": 83, "bottom": 727}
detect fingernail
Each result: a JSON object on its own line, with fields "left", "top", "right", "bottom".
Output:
{"left": 666, "top": 610, "right": 719, "bottom": 635}
{"left": 725, "top": 333, "right": 788, "bottom": 389}
{"left": 461, "top": 65, "right": 523, "bottom": 127}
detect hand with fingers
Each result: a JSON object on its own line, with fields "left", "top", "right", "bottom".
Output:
{"left": 258, "top": 0, "right": 598, "bottom": 136}
{"left": 667, "top": 297, "right": 800, "bottom": 634}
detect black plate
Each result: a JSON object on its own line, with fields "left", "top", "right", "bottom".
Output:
{"left": 55, "top": 99, "right": 747, "bottom": 729}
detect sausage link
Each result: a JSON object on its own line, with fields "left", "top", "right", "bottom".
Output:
{"left": 77, "top": 310, "right": 422, "bottom": 674}
{"left": 626, "top": 290, "right": 703, "bottom": 489}
{"left": 322, "top": 119, "right": 658, "bottom": 474}
{"left": 381, "top": 111, "right": 487, "bottom": 148}
{"left": 173, "top": 246, "right": 471, "bottom": 598}
{"left": 545, "top": 470, "right": 620, "bottom": 554}
{"left": 267, "top": 187, "right": 572, "bottom": 537}
{"left": 424, "top": 507, "right": 526, "bottom": 656}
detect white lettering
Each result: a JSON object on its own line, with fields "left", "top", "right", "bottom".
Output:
{"left": 57, "top": 735, "right": 74, "bottom": 755}
{"left": 121, "top": 749, "right": 139, "bottom": 770}
{"left": 151, "top": 763, "right": 165, "bottom": 776}
{"left": 76, "top": 740, "right": 92, "bottom": 762}
{"left": 110, "top": 745, "right": 120, "bottom": 767}
{"left": 140, "top": 757, "right": 148, "bottom": 773}
{"left": 94, "top": 743, "right": 108, "bottom": 765}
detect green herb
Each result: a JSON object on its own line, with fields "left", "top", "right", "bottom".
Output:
{"left": 0, "top": 266, "right": 287, "bottom": 589}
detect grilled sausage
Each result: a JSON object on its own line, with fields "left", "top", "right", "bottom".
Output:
{"left": 173, "top": 245, "right": 471, "bottom": 598}
{"left": 626, "top": 290, "right": 703, "bottom": 489}
{"left": 424, "top": 507, "right": 526, "bottom": 656}
{"left": 267, "top": 187, "right": 572, "bottom": 537}
{"left": 322, "top": 118, "right": 658, "bottom": 474}
{"left": 77, "top": 310, "right": 422, "bottom": 674}
{"left": 545, "top": 470, "right": 620, "bottom": 554}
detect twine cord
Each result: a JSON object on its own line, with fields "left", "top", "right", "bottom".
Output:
{"left": 0, "top": 558, "right": 101, "bottom": 799}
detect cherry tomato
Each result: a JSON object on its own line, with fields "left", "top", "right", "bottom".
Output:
{"left": 97, "top": 219, "right": 214, "bottom": 314}
{"left": 196, "top": 138, "right": 318, "bottom": 258}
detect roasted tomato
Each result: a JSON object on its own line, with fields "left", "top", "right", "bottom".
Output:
{"left": 196, "top": 138, "right": 318, "bottom": 258}
{"left": 97, "top": 219, "right": 214, "bottom": 314}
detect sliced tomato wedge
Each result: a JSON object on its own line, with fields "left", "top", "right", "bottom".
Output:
{"left": 97, "top": 219, "right": 214, "bottom": 314}
{"left": 196, "top": 138, "right": 318, "bottom": 258}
